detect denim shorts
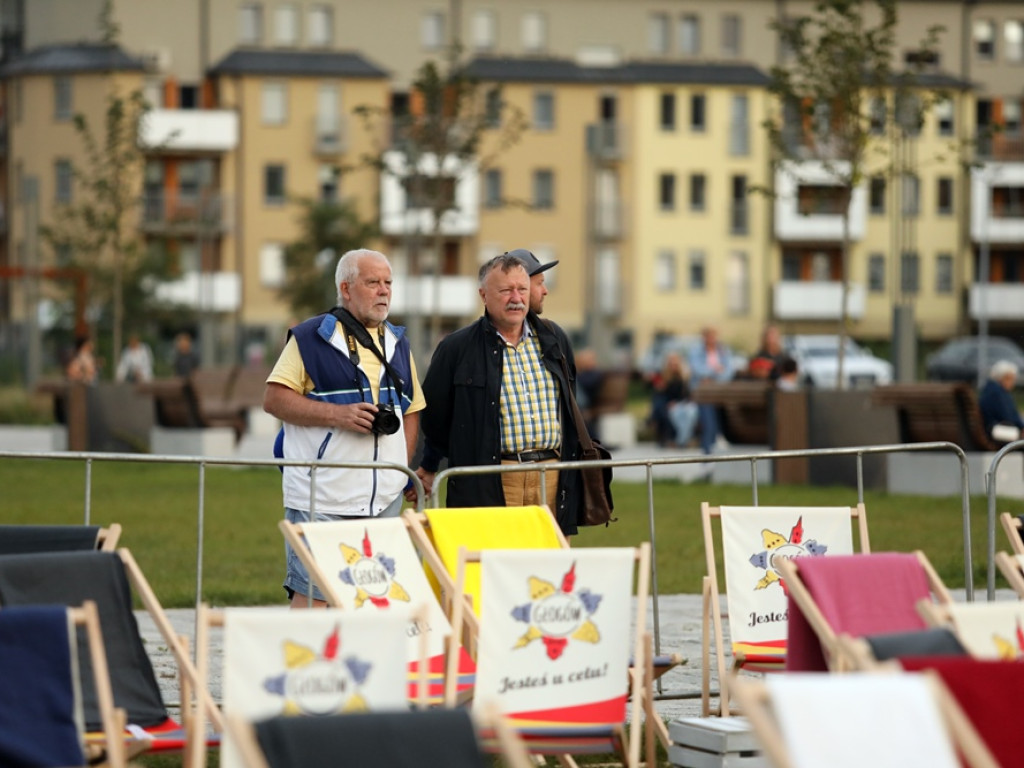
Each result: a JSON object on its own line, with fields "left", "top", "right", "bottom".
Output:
{"left": 282, "top": 495, "right": 405, "bottom": 601}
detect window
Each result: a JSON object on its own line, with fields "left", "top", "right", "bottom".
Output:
{"left": 900, "top": 251, "right": 920, "bottom": 294}
{"left": 472, "top": 9, "right": 497, "bottom": 51}
{"left": 869, "top": 176, "right": 886, "bottom": 215}
{"left": 935, "top": 99, "right": 954, "bottom": 136}
{"left": 274, "top": 3, "right": 298, "bottom": 45}
{"left": 689, "top": 173, "right": 706, "bottom": 211}
{"left": 936, "top": 253, "right": 953, "bottom": 294}
{"left": 660, "top": 92, "right": 676, "bottom": 131}
{"left": 726, "top": 251, "right": 750, "bottom": 315}
{"left": 259, "top": 242, "right": 285, "bottom": 287}
{"left": 868, "top": 253, "right": 885, "bottom": 293}
{"left": 308, "top": 5, "right": 333, "bottom": 46}
{"left": 659, "top": 173, "right": 676, "bottom": 211}
{"left": 421, "top": 11, "right": 445, "bottom": 50}
{"left": 1005, "top": 100, "right": 1022, "bottom": 135}
{"left": 521, "top": 11, "right": 546, "bottom": 52}
{"left": 688, "top": 250, "right": 706, "bottom": 290}
{"left": 179, "top": 85, "right": 199, "bottom": 109}
{"left": 319, "top": 163, "right": 339, "bottom": 202}
{"left": 264, "top": 164, "right": 286, "bottom": 204}
{"left": 54, "top": 76, "right": 72, "bottom": 121}
{"left": 730, "top": 94, "right": 749, "bottom": 156}
{"left": 690, "top": 93, "right": 706, "bottom": 131}
{"left": 649, "top": 13, "right": 670, "bottom": 55}
{"left": 730, "top": 175, "right": 748, "bottom": 234}
{"left": 484, "top": 88, "right": 502, "bottom": 127}
{"left": 178, "top": 160, "right": 201, "bottom": 202}
{"left": 975, "top": 19, "right": 995, "bottom": 59}
{"left": 261, "top": 82, "right": 287, "bottom": 124}
{"left": 12, "top": 80, "right": 21, "bottom": 123}
{"left": 403, "top": 176, "right": 456, "bottom": 209}
{"left": 533, "top": 169, "right": 554, "bottom": 209}
{"left": 533, "top": 91, "right": 554, "bottom": 130}
{"left": 54, "top": 159, "right": 72, "bottom": 205}
{"left": 142, "top": 77, "right": 163, "bottom": 108}
{"left": 1007, "top": 20, "right": 1024, "bottom": 62}
{"left": 239, "top": 3, "right": 262, "bottom": 44}
{"left": 484, "top": 168, "right": 502, "bottom": 208}
{"left": 901, "top": 173, "right": 920, "bottom": 216}
{"left": 678, "top": 14, "right": 700, "bottom": 55}
{"left": 722, "top": 14, "right": 742, "bottom": 58}
{"left": 655, "top": 250, "right": 676, "bottom": 291}
{"left": 937, "top": 177, "right": 954, "bottom": 215}
{"left": 870, "top": 96, "right": 886, "bottom": 135}
{"left": 896, "top": 92, "right": 922, "bottom": 136}
{"left": 797, "top": 184, "right": 846, "bottom": 215}
{"left": 317, "top": 83, "right": 340, "bottom": 138}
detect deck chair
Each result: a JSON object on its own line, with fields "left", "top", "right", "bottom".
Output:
{"left": 994, "top": 550, "right": 1024, "bottom": 597}
{"left": 0, "top": 549, "right": 220, "bottom": 758}
{"left": 225, "top": 704, "right": 534, "bottom": 768}
{"left": 730, "top": 671, "right": 998, "bottom": 768}
{"left": 780, "top": 550, "right": 953, "bottom": 672}
{"left": 899, "top": 656, "right": 1024, "bottom": 768}
{"left": 700, "top": 503, "right": 869, "bottom": 715}
{"left": 446, "top": 545, "right": 656, "bottom": 768}
{"left": 194, "top": 604, "right": 418, "bottom": 768}
{"left": 998, "top": 512, "right": 1024, "bottom": 555}
{"left": 278, "top": 516, "right": 475, "bottom": 703}
{"left": 919, "top": 599, "right": 1024, "bottom": 659}
{"left": 0, "top": 601, "right": 129, "bottom": 768}
{"left": 0, "top": 523, "right": 122, "bottom": 554}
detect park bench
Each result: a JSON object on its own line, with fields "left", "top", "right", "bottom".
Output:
{"left": 140, "top": 369, "right": 248, "bottom": 439}
{"left": 691, "top": 380, "right": 772, "bottom": 445}
{"left": 870, "top": 382, "right": 998, "bottom": 451}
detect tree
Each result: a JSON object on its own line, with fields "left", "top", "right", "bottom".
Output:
{"left": 765, "top": 0, "right": 944, "bottom": 386}
{"left": 278, "top": 196, "right": 378, "bottom": 319}
{"left": 354, "top": 45, "right": 527, "bottom": 362}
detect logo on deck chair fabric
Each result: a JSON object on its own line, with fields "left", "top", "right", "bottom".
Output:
{"left": 992, "top": 618, "right": 1024, "bottom": 660}
{"left": 510, "top": 561, "right": 603, "bottom": 660}
{"left": 748, "top": 516, "right": 828, "bottom": 592}
{"left": 337, "top": 528, "right": 411, "bottom": 608}
{"left": 262, "top": 624, "right": 375, "bottom": 714}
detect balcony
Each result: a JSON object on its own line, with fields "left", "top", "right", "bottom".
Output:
{"left": 971, "top": 163, "right": 1024, "bottom": 244}
{"left": 592, "top": 201, "right": 624, "bottom": 240}
{"left": 585, "top": 122, "right": 624, "bottom": 161}
{"left": 976, "top": 133, "right": 1024, "bottom": 163}
{"left": 154, "top": 271, "right": 240, "bottom": 312}
{"left": 139, "top": 109, "right": 239, "bottom": 153}
{"left": 390, "top": 276, "right": 478, "bottom": 317}
{"left": 141, "top": 192, "right": 231, "bottom": 235}
{"left": 774, "top": 162, "right": 866, "bottom": 242}
{"left": 312, "top": 116, "right": 347, "bottom": 156}
{"left": 969, "top": 283, "right": 1024, "bottom": 321}
{"left": 379, "top": 151, "right": 479, "bottom": 236}
{"left": 773, "top": 281, "right": 866, "bottom": 320}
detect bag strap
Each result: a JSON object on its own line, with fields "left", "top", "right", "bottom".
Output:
{"left": 543, "top": 320, "right": 595, "bottom": 452}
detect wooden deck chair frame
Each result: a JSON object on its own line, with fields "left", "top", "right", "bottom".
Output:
{"left": 223, "top": 702, "right": 535, "bottom": 768}
{"left": 97, "top": 524, "right": 122, "bottom": 551}
{"left": 777, "top": 549, "right": 953, "bottom": 672}
{"left": 994, "top": 550, "right": 1024, "bottom": 597}
{"left": 729, "top": 671, "right": 999, "bottom": 768}
{"left": 700, "top": 502, "right": 870, "bottom": 716}
{"left": 445, "top": 543, "right": 657, "bottom": 768}
{"left": 998, "top": 512, "right": 1024, "bottom": 556}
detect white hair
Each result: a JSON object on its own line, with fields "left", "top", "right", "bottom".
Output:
{"left": 991, "top": 359, "right": 1019, "bottom": 381}
{"left": 335, "top": 249, "right": 390, "bottom": 306}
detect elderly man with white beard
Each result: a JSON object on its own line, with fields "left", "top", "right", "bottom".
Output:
{"left": 415, "top": 252, "right": 586, "bottom": 537}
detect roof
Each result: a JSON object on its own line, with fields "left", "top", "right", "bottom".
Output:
{"left": 210, "top": 49, "right": 389, "bottom": 79}
{"left": 0, "top": 44, "right": 145, "bottom": 77}
{"left": 465, "top": 56, "right": 771, "bottom": 86}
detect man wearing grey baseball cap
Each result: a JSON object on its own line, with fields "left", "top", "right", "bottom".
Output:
{"left": 503, "top": 248, "right": 558, "bottom": 315}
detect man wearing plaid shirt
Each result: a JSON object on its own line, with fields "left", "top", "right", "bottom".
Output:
{"left": 417, "top": 252, "right": 585, "bottom": 536}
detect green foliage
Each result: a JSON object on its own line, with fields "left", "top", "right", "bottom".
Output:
{"left": 277, "top": 196, "right": 378, "bottom": 319}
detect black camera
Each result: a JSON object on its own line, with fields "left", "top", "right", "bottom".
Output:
{"left": 371, "top": 404, "right": 401, "bottom": 436}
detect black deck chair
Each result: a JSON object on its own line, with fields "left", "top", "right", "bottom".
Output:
{"left": 0, "top": 523, "right": 122, "bottom": 554}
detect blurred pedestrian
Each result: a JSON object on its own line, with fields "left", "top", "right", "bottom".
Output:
{"left": 66, "top": 336, "right": 98, "bottom": 384}
{"left": 979, "top": 360, "right": 1024, "bottom": 443}
{"left": 172, "top": 332, "right": 200, "bottom": 377}
{"left": 749, "top": 324, "right": 784, "bottom": 380}
{"left": 689, "top": 326, "right": 735, "bottom": 454}
{"left": 115, "top": 333, "right": 154, "bottom": 383}
{"left": 648, "top": 352, "right": 698, "bottom": 447}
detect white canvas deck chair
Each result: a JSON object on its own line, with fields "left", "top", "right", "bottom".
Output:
{"left": 0, "top": 601, "right": 128, "bottom": 768}
{"left": 700, "top": 502, "right": 869, "bottom": 716}
{"left": 730, "top": 672, "right": 998, "bottom": 768}
{"left": 446, "top": 545, "right": 656, "bottom": 768}
{"left": 193, "top": 604, "right": 418, "bottom": 768}
{"left": 278, "top": 516, "right": 475, "bottom": 704}
{"left": 919, "top": 598, "right": 1024, "bottom": 659}
{"left": 998, "top": 512, "right": 1024, "bottom": 555}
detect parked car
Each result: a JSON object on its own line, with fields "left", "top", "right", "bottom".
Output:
{"left": 637, "top": 334, "right": 748, "bottom": 381}
{"left": 925, "top": 336, "right": 1024, "bottom": 387}
{"left": 783, "top": 334, "right": 894, "bottom": 389}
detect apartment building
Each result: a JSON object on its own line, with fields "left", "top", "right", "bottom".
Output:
{"left": 0, "top": 0, "right": 1021, "bottom": 373}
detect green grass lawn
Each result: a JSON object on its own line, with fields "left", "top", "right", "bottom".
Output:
{"left": 0, "top": 456, "right": 1015, "bottom": 606}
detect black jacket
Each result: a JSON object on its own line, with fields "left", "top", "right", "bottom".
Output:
{"left": 420, "top": 311, "right": 582, "bottom": 535}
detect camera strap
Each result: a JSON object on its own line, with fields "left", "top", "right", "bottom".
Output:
{"left": 330, "top": 307, "right": 404, "bottom": 404}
